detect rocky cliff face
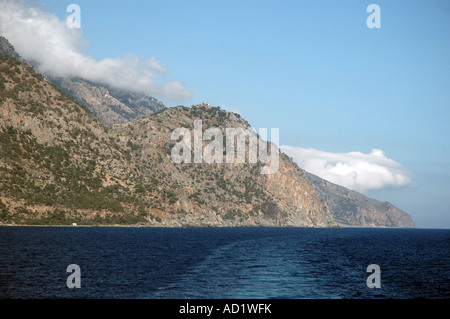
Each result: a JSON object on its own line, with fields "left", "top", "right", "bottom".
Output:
{"left": 0, "top": 36, "right": 25, "bottom": 62}
{"left": 306, "top": 172, "right": 415, "bottom": 228}
{"left": 0, "top": 52, "right": 139, "bottom": 224}
{"left": 48, "top": 77, "right": 166, "bottom": 126}
{"left": 108, "top": 104, "right": 336, "bottom": 227}
{"left": 1, "top": 35, "right": 165, "bottom": 126}
{"left": 0, "top": 35, "right": 414, "bottom": 228}
{"left": 0, "top": 51, "right": 336, "bottom": 227}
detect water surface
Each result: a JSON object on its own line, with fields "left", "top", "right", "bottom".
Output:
{"left": 0, "top": 227, "right": 448, "bottom": 298}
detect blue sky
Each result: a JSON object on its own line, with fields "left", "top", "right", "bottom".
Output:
{"left": 3, "top": 0, "right": 449, "bottom": 228}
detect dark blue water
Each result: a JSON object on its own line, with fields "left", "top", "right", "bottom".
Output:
{"left": 0, "top": 227, "right": 448, "bottom": 299}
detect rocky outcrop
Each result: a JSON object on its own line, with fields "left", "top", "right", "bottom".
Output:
{"left": 49, "top": 77, "right": 166, "bottom": 126}
{"left": 306, "top": 172, "right": 415, "bottom": 228}
{"left": 0, "top": 36, "right": 25, "bottom": 62}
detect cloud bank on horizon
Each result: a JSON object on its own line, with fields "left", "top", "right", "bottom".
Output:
{"left": 280, "top": 145, "right": 413, "bottom": 194}
{"left": 0, "top": 0, "right": 192, "bottom": 102}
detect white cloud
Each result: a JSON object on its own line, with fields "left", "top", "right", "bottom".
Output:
{"left": 0, "top": 0, "right": 192, "bottom": 102}
{"left": 280, "top": 145, "right": 413, "bottom": 193}
{"left": 221, "top": 105, "right": 241, "bottom": 115}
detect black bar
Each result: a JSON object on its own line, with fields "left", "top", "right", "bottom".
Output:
{"left": 0, "top": 299, "right": 447, "bottom": 317}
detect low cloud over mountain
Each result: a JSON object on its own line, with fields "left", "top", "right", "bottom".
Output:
{"left": 0, "top": 0, "right": 192, "bottom": 102}
{"left": 280, "top": 145, "right": 413, "bottom": 193}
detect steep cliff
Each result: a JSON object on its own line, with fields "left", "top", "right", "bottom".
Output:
{"left": 108, "top": 104, "right": 336, "bottom": 227}
{"left": 0, "top": 51, "right": 336, "bottom": 227}
{"left": 0, "top": 35, "right": 165, "bottom": 126}
{"left": 0, "top": 36, "right": 24, "bottom": 62}
{"left": 0, "top": 34, "right": 414, "bottom": 228}
{"left": 306, "top": 172, "right": 415, "bottom": 228}
{"left": 48, "top": 77, "right": 166, "bottom": 126}
{"left": 0, "top": 52, "right": 140, "bottom": 224}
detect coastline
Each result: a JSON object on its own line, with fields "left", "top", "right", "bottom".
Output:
{"left": 0, "top": 222, "right": 427, "bottom": 229}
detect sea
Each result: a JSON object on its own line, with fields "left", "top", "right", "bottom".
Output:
{"left": 0, "top": 226, "right": 448, "bottom": 299}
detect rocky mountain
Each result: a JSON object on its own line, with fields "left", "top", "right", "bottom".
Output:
{"left": 107, "top": 104, "right": 337, "bottom": 227}
{"left": 0, "top": 52, "right": 139, "bottom": 225}
{"left": 49, "top": 76, "right": 166, "bottom": 126}
{"left": 0, "top": 36, "right": 165, "bottom": 126}
{"left": 306, "top": 172, "right": 415, "bottom": 228}
{"left": 0, "top": 36, "right": 26, "bottom": 64}
{"left": 0, "top": 50, "right": 336, "bottom": 227}
{"left": 0, "top": 35, "right": 415, "bottom": 228}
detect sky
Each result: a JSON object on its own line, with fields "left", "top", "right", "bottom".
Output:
{"left": 0, "top": 0, "right": 449, "bottom": 228}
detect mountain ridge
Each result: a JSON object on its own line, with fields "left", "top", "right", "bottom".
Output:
{"left": 48, "top": 76, "right": 166, "bottom": 125}
{"left": 306, "top": 171, "right": 415, "bottom": 227}
{"left": 0, "top": 35, "right": 166, "bottom": 126}
{"left": 0, "top": 34, "right": 415, "bottom": 228}
{"left": 0, "top": 49, "right": 336, "bottom": 227}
